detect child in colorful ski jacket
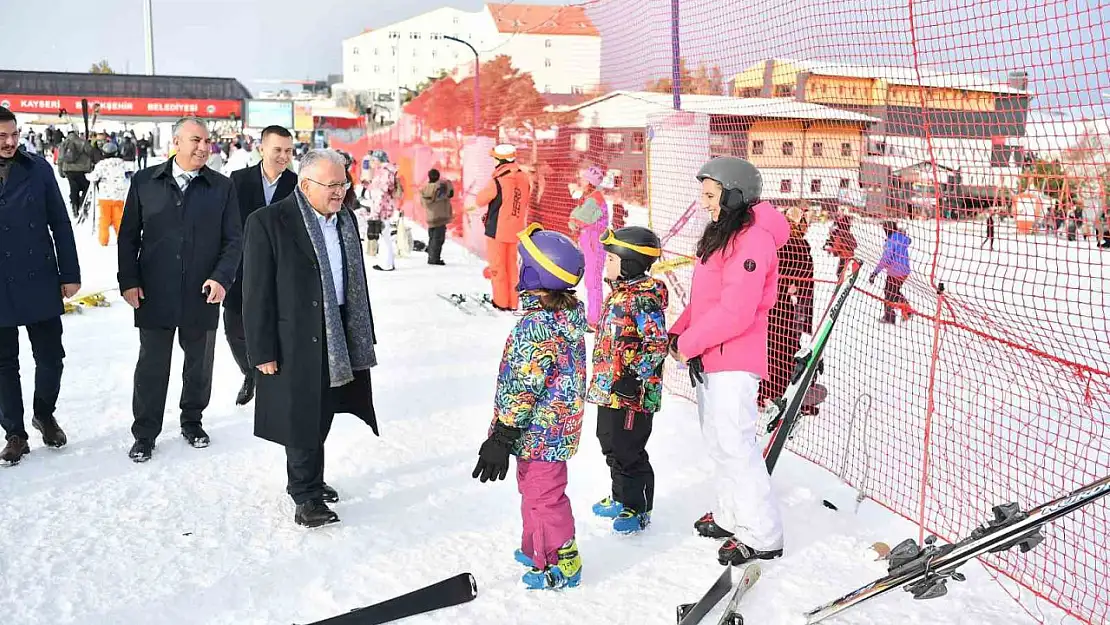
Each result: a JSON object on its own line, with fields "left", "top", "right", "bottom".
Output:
{"left": 586, "top": 226, "right": 669, "bottom": 534}
{"left": 472, "top": 223, "right": 587, "bottom": 590}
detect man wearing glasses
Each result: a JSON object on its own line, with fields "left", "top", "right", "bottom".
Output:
{"left": 117, "top": 117, "right": 243, "bottom": 463}
{"left": 242, "top": 149, "right": 378, "bottom": 528}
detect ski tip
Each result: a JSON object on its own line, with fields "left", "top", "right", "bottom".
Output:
{"left": 465, "top": 572, "right": 479, "bottom": 598}
{"left": 740, "top": 562, "right": 762, "bottom": 585}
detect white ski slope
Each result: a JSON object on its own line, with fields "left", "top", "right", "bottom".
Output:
{"left": 0, "top": 191, "right": 1066, "bottom": 624}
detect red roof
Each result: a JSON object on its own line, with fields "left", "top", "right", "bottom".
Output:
{"left": 486, "top": 3, "right": 599, "bottom": 37}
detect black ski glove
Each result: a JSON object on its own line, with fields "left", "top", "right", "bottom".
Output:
{"left": 687, "top": 356, "right": 705, "bottom": 388}
{"left": 472, "top": 421, "right": 523, "bottom": 483}
{"left": 611, "top": 375, "right": 642, "bottom": 401}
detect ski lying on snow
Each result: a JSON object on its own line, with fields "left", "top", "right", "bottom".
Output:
{"left": 676, "top": 566, "right": 733, "bottom": 625}
{"left": 763, "top": 259, "right": 862, "bottom": 474}
{"left": 803, "top": 473, "right": 1110, "bottom": 623}
{"left": 299, "top": 572, "right": 478, "bottom": 624}
{"left": 436, "top": 292, "right": 503, "bottom": 316}
{"left": 713, "top": 563, "right": 761, "bottom": 625}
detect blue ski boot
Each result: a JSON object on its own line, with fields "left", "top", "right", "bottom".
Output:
{"left": 513, "top": 549, "right": 534, "bottom": 567}
{"left": 612, "top": 508, "right": 651, "bottom": 534}
{"left": 521, "top": 539, "right": 582, "bottom": 590}
{"left": 592, "top": 496, "right": 623, "bottom": 518}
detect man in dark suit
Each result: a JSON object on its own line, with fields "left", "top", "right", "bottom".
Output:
{"left": 117, "top": 117, "right": 242, "bottom": 463}
{"left": 243, "top": 149, "right": 378, "bottom": 527}
{"left": 0, "top": 106, "right": 81, "bottom": 466}
{"left": 225, "top": 125, "right": 297, "bottom": 405}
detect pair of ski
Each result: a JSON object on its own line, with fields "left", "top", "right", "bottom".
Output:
{"left": 437, "top": 292, "right": 502, "bottom": 316}
{"left": 676, "top": 563, "right": 761, "bottom": 625}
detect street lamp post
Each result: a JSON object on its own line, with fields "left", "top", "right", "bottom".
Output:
{"left": 442, "top": 35, "right": 480, "bottom": 136}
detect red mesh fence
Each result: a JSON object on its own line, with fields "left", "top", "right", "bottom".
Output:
{"left": 327, "top": 1, "right": 1109, "bottom": 621}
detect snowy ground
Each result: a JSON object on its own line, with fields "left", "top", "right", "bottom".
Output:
{"left": 0, "top": 179, "right": 1064, "bottom": 625}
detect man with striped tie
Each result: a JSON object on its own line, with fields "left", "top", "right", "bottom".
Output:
{"left": 117, "top": 116, "right": 243, "bottom": 463}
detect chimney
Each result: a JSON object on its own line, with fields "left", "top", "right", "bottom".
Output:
{"left": 1008, "top": 70, "right": 1028, "bottom": 92}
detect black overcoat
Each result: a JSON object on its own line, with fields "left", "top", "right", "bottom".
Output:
{"left": 242, "top": 194, "right": 378, "bottom": 447}
{"left": 224, "top": 163, "right": 297, "bottom": 312}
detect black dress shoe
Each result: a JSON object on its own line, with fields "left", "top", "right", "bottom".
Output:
{"left": 295, "top": 500, "right": 340, "bottom": 528}
{"left": 181, "top": 423, "right": 210, "bottom": 448}
{"left": 235, "top": 376, "right": 255, "bottom": 406}
{"left": 129, "top": 438, "right": 155, "bottom": 463}
{"left": 321, "top": 483, "right": 339, "bottom": 504}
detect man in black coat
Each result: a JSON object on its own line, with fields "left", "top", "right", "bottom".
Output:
{"left": 225, "top": 125, "right": 297, "bottom": 406}
{"left": 243, "top": 149, "right": 378, "bottom": 528}
{"left": 0, "top": 106, "right": 81, "bottom": 466}
{"left": 117, "top": 117, "right": 242, "bottom": 463}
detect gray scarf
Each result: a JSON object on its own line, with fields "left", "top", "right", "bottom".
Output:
{"left": 294, "top": 188, "right": 377, "bottom": 387}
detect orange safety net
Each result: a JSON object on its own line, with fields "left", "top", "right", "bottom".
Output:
{"left": 326, "top": 2, "right": 1109, "bottom": 621}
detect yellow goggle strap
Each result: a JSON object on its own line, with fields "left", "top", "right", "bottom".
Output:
{"left": 599, "top": 229, "right": 662, "bottom": 257}
{"left": 517, "top": 223, "right": 580, "bottom": 286}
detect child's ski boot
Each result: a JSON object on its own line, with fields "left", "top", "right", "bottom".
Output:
{"left": 513, "top": 549, "right": 533, "bottom": 567}
{"left": 521, "top": 538, "right": 582, "bottom": 590}
{"left": 695, "top": 512, "right": 735, "bottom": 539}
{"left": 717, "top": 537, "right": 783, "bottom": 566}
{"left": 612, "top": 508, "right": 651, "bottom": 534}
{"left": 591, "top": 496, "right": 623, "bottom": 518}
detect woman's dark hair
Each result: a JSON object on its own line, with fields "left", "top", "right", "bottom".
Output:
{"left": 428, "top": 168, "right": 440, "bottom": 183}
{"left": 695, "top": 200, "right": 755, "bottom": 263}
{"left": 343, "top": 170, "right": 357, "bottom": 210}
{"left": 536, "top": 289, "right": 579, "bottom": 312}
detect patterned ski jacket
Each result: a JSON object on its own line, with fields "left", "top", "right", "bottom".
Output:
{"left": 87, "top": 157, "right": 131, "bottom": 202}
{"left": 586, "top": 276, "right": 670, "bottom": 413}
{"left": 365, "top": 162, "right": 401, "bottom": 221}
{"left": 491, "top": 293, "right": 587, "bottom": 462}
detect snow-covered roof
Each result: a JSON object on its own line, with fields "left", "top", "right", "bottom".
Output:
{"left": 565, "top": 91, "right": 881, "bottom": 127}
{"left": 777, "top": 58, "right": 1027, "bottom": 95}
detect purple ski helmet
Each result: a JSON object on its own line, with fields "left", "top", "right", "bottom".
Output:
{"left": 517, "top": 224, "right": 585, "bottom": 292}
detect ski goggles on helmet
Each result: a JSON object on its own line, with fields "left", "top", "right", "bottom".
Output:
{"left": 599, "top": 228, "right": 662, "bottom": 257}
{"left": 517, "top": 223, "right": 581, "bottom": 286}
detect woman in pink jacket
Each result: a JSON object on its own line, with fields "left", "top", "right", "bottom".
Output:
{"left": 669, "top": 156, "right": 790, "bottom": 567}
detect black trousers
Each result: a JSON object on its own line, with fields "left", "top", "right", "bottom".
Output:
{"left": 65, "top": 172, "right": 89, "bottom": 215}
{"left": 286, "top": 407, "right": 336, "bottom": 505}
{"left": 427, "top": 225, "right": 447, "bottom": 263}
{"left": 596, "top": 405, "right": 655, "bottom": 513}
{"left": 131, "top": 327, "right": 216, "bottom": 441}
{"left": 883, "top": 275, "right": 908, "bottom": 320}
{"left": 221, "top": 307, "right": 251, "bottom": 376}
{"left": 0, "top": 317, "right": 64, "bottom": 440}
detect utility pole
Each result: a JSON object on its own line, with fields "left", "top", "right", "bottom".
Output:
{"left": 142, "top": 0, "right": 156, "bottom": 75}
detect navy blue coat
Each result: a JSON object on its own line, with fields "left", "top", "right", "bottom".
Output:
{"left": 116, "top": 159, "right": 242, "bottom": 330}
{"left": 0, "top": 149, "right": 81, "bottom": 328}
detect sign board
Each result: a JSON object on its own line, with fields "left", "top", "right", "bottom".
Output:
{"left": 293, "top": 102, "right": 314, "bottom": 132}
{"left": 0, "top": 94, "right": 241, "bottom": 118}
{"left": 245, "top": 100, "right": 294, "bottom": 129}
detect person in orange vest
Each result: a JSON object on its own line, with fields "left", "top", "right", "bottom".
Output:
{"left": 475, "top": 144, "right": 532, "bottom": 310}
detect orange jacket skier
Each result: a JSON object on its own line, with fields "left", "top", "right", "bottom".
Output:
{"left": 476, "top": 144, "right": 532, "bottom": 310}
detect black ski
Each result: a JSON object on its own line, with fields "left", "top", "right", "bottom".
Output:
{"left": 300, "top": 572, "right": 478, "bottom": 624}
{"left": 676, "top": 566, "right": 733, "bottom": 625}
{"left": 804, "top": 474, "right": 1110, "bottom": 623}
{"left": 763, "top": 259, "right": 862, "bottom": 473}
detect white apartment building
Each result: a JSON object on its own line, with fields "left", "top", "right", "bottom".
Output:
{"left": 340, "top": 3, "right": 601, "bottom": 118}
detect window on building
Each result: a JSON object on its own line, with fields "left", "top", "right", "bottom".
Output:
{"left": 572, "top": 133, "right": 589, "bottom": 152}
{"left": 389, "top": 31, "right": 399, "bottom": 39}
{"left": 571, "top": 86, "right": 584, "bottom": 94}
{"left": 812, "top": 142, "right": 823, "bottom": 157}
{"left": 453, "top": 16, "right": 459, "bottom": 24}
{"left": 545, "top": 39, "right": 552, "bottom": 48}
{"left": 605, "top": 132, "right": 625, "bottom": 149}
{"left": 774, "top": 84, "right": 794, "bottom": 97}
{"left": 544, "top": 85, "right": 550, "bottom": 92}
{"left": 710, "top": 134, "right": 729, "bottom": 157}
{"left": 373, "top": 48, "right": 378, "bottom": 56}
{"left": 866, "top": 140, "right": 885, "bottom": 156}
{"left": 780, "top": 179, "right": 793, "bottom": 193}
{"left": 392, "top": 46, "right": 396, "bottom": 56}
{"left": 738, "top": 87, "right": 760, "bottom": 97}
{"left": 841, "top": 142, "right": 852, "bottom": 157}
{"left": 373, "top": 65, "right": 380, "bottom": 73}
{"left": 631, "top": 131, "right": 645, "bottom": 153}
{"left": 412, "top": 48, "right": 417, "bottom": 56}
{"left": 811, "top": 179, "right": 822, "bottom": 193}
{"left": 781, "top": 141, "right": 794, "bottom": 156}
{"left": 839, "top": 178, "right": 850, "bottom": 189}
{"left": 353, "top": 47, "right": 359, "bottom": 55}
{"left": 631, "top": 169, "right": 645, "bottom": 189}
{"left": 820, "top": 84, "right": 828, "bottom": 94}
{"left": 751, "top": 140, "right": 765, "bottom": 155}
{"left": 353, "top": 64, "right": 360, "bottom": 72}
{"left": 432, "top": 50, "right": 437, "bottom": 58}
{"left": 545, "top": 58, "right": 552, "bottom": 67}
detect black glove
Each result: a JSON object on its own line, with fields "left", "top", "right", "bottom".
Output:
{"left": 611, "top": 375, "right": 642, "bottom": 401}
{"left": 687, "top": 356, "right": 705, "bottom": 387}
{"left": 472, "top": 421, "right": 523, "bottom": 483}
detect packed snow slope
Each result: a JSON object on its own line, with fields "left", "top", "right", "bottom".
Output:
{"left": 0, "top": 209, "right": 1051, "bottom": 625}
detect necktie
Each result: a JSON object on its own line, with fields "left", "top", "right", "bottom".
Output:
{"left": 178, "top": 171, "right": 195, "bottom": 193}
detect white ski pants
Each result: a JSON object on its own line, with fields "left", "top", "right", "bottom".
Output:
{"left": 377, "top": 219, "right": 396, "bottom": 270}
{"left": 696, "top": 370, "right": 784, "bottom": 551}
